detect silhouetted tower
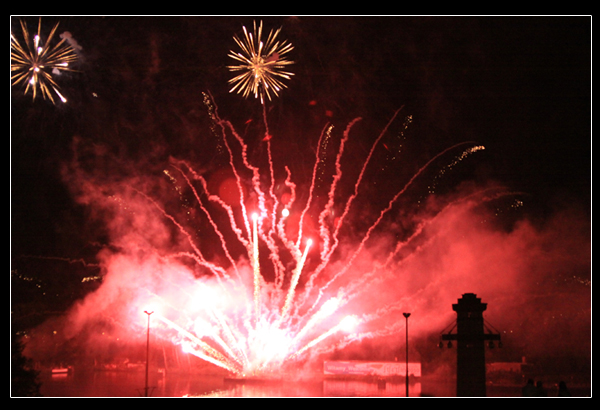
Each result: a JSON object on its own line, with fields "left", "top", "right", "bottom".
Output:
{"left": 441, "top": 293, "right": 501, "bottom": 397}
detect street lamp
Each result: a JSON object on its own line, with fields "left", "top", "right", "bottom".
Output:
{"left": 403, "top": 312, "right": 411, "bottom": 397}
{"left": 144, "top": 310, "right": 154, "bottom": 397}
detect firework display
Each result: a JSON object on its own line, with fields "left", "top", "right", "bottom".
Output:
{"left": 228, "top": 20, "right": 294, "bottom": 104}
{"left": 11, "top": 18, "right": 78, "bottom": 104}
{"left": 11, "top": 17, "right": 590, "bottom": 396}
{"left": 59, "top": 90, "right": 489, "bottom": 378}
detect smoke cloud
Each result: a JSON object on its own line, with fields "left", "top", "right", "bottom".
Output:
{"left": 22, "top": 119, "right": 590, "bottom": 378}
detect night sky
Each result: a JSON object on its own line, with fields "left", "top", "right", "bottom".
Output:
{"left": 11, "top": 16, "right": 591, "bottom": 378}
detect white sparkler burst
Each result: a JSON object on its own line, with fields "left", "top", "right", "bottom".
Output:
{"left": 227, "top": 20, "right": 294, "bottom": 104}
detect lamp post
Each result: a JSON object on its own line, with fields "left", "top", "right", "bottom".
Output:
{"left": 144, "top": 310, "right": 154, "bottom": 397}
{"left": 403, "top": 312, "right": 411, "bottom": 397}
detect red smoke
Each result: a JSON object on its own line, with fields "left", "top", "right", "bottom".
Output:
{"left": 22, "top": 118, "right": 590, "bottom": 378}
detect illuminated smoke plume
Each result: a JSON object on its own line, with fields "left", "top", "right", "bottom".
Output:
{"left": 23, "top": 94, "right": 590, "bottom": 379}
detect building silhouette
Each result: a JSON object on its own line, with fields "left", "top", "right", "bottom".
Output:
{"left": 441, "top": 293, "right": 501, "bottom": 397}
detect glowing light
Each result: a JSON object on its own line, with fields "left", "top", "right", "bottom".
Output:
{"left": 228, "top": 20, "right": 294, "bottom": 104}
{"left": 291, "top": 315, "right": 359, "bottom": 360}
{"left": 281, "top": 208, "right": 289, "bottom": 218}
{"left": 11, "top": 18, "right": 78, "bottom": 104}
{"left": 290, "top": 297, "right": 342, "bottom": 346}
{"left": 340, "top": 315, "right": 358, "bottom": 332}
{"left": 156, "top": 313, "right": 243, "bottom": 375}
{"left": 281, "top": 238, "right": 313, "bottom": 319}
{"left": 252, "top": 211, "right": 262, "bottom": 320}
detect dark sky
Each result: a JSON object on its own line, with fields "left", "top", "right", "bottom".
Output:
{"left": 11, "top": 15, "right": 591, "bottom": 318}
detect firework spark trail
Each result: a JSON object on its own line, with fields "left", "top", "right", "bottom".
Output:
{"left": 152, "top": 277, "right": 251, "bottom": 372}
{"left": 223, "top": 120, "right": 269, "bottom": 220}
{"left": 215, "top": 94, "right": 303, "bottom": 295}
{"left": 289, "top": 296, "right": 343, "bottom": 348}
{"left": 309, "top": 141, "right": 483, "bottom": 312}
{"left": 261, "top": 102, "right": 292, "bottom": 290}
{"left": 327, "top": 107, "right": 403, "bottom": 245}
{"left": 175, "top": 159, "right": 250, "bottom": 250}
{"left": 329, "top": 188, "right": 518, "bottom": 339}
{"left": 330, "top": 190, "right": 490, "bottom": 303}
{"left": 182, "top": 344, "right": 240, "bottom": 375}
{"left": 298, "top": 108, "right": 403, "bottom": 309}
{"left": 290, "top": 315, "right": 358, "bottom": 360}
{"left": 324, "top": 196, "right": 480, "bottom": 330}
{"left": 264, "top": 124, "right": 278, "bottom": 239}
{"left": 295, "top": 123, "right": 333, "bottom": 250}
{"left": 170, "top": 165, "right": 242, "bottom": 280}
{"left": 275, "top": 166, "right": 301, "bottom": 279}
{"left": 317, "top": 118, "right": 362, "bottom": 259}
{"left": 428, "top": 145, "right": 486, "bottom": 194}
{"left": 137, "top": 284, "right": 235, "bottom": 369}
{"left": 131, "top": 187, "right": 232, "bottom": 286}
{"left": 207, "top": 303, "right": 251, "bottom": 370}
{"left": 142, "top": 281, "right": 248, "bottom": 373}
{"left": 219, "top": 116, "right": 290, "bottom": 285}
{"left": 148, "top": 186, "right": 248, "bottom": 364}
{"left": 156, "top": 314, "right": 243, "bottom": 375}
{"left": 280, "top": 239, "right": 313, "bottom": 319}
{"left": 276, "top": 166, "right": 298, "bottom": 251}
{"left": 252, "top": 213, "right": 262, "bottom": 321}
{"left": 189, "top": 317, "right": 238, "bottom": 364}
{"left": 217, "top": 119, "right": 253, "bottom": 246}
{"left": 205, "top": 90, "right": 288, "bottom": 292}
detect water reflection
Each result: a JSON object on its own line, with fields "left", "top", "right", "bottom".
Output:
{"left": 324, "top": 380, "right": 420, "bottom": 397}
{"left": 39, "top": 370, "right": 521, "bottom": 397}
{"left": 41, "top": 370, "right": 229, "bottom": 397}
{"left": 198, "top": 380, "right": 325, "bottom": 398}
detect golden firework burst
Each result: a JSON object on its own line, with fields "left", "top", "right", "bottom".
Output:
{"left": 227, "top": 20, "right": 294, "bottom": 104}
{"left": 11, "top": 18, "right": 78, "bottom": 104}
